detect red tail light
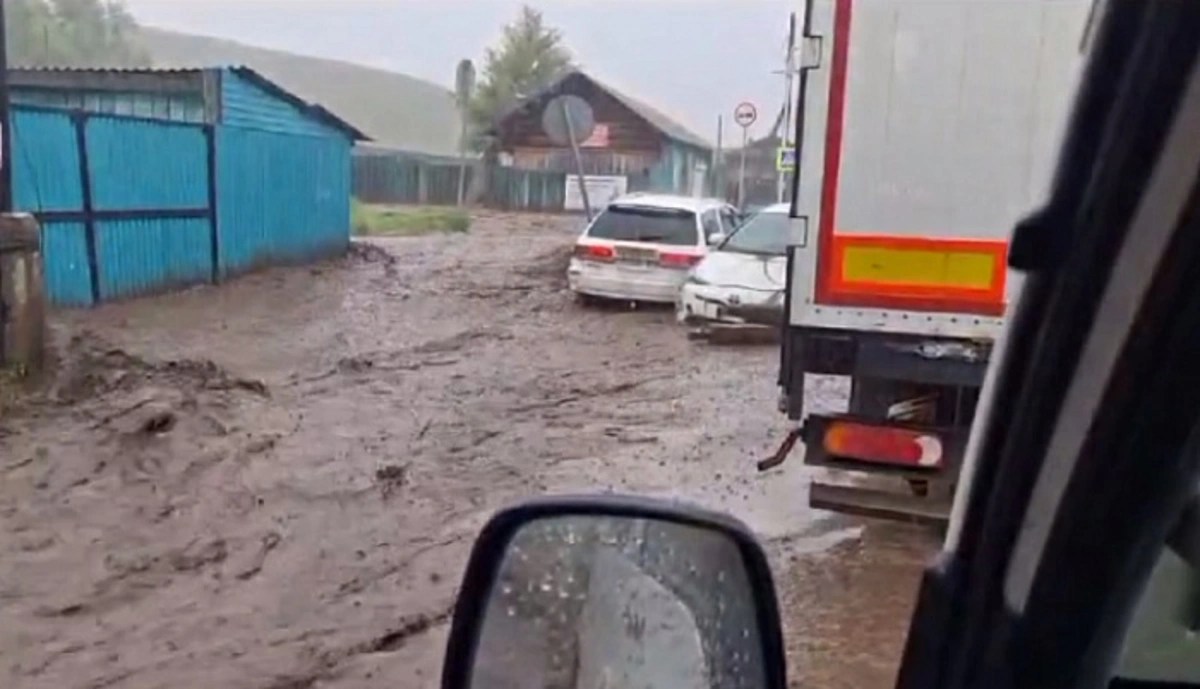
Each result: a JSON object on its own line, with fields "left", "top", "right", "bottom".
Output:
{"left": 822, "top": 421, "right": 944, "bottom": 468}
{"left": 659, "top": 251, "right": 703, "bottom": 269}
{"left": 575, "top": 244, "right": 615, "bottom": 262}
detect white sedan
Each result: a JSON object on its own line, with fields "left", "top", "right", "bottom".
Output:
{"left": 676, "top": 203, "right": 792, "bottom": 335}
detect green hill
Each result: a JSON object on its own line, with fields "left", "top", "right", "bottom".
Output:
{"left": 138, "top": 27, "right": 462, "bottom": 155}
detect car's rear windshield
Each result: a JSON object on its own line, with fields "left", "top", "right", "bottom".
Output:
{"left": 720, "top": 212, "right": 792, "bottom": 256}
{"left": 585, "top": 205, "right": 698, "bottom": 246}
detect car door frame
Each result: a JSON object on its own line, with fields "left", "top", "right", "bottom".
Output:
{"left": 700, "top": 208, "right": 723, "bottom": 247}
{"left": 719, "top": 205, "right": 743, "bottom": 235}
{"left": 896, "top": 3, "right": 1200, "bottom": 689}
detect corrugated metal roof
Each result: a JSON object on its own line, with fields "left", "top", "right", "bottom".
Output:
{"left": 227, "top": 66, "right": 368, "bottom": 141}
{"left": 493, "top": 70, "right": 712, "bottom": 152}
{"left": 11, "top": 66, "right": 206, "bottom": 73}
{"left": 8, "top": 65, "right": 368, "bottom": 141}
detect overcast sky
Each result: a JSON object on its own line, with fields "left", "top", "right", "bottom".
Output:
{"left": 123, "top": 0, "right": 796, "bottom": 141}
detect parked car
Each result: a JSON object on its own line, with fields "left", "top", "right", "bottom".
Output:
{"left": 566, "top": 194, "right": 741, "bottom": 305}
{"left": 676, "top": 202, "right": 791, "bottom": 334}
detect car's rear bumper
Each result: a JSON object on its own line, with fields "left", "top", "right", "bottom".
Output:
{"left": 567, "top": 259, "right": 686, "bottom": 303}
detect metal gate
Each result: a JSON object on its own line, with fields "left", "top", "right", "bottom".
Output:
{"left": 11, "top": 105, "right": 215, "bottom": 306}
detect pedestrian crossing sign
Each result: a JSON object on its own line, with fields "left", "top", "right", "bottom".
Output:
{"left": 776, "top": 146, "right": 796, "bottom": 172}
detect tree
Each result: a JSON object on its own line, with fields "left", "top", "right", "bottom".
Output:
{"left": 6, "top": 0, "right": 150, "bottom": 67}
{"left": 467, "top": 5, "right": 573, "bottom": 149}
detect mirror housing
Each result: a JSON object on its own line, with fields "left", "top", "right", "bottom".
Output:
{"left": 440, "top": 495, "right": 787, "bottom": 689}
{"left": 707, "top": 232, "right": 727, "bottom": 246}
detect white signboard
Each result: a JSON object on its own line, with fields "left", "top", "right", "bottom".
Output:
{"left": 691, "top": 162, "right": 708, "bottom": 198}
{"left": 565, "top": 175, "right": 628, "bottom": 211}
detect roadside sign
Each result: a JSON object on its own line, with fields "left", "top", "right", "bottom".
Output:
{"left": 776, "top": 145, "right": 797, "bottom": 172}
{"left": 734, "top": 102, "right": 757, "bottom": 129}
{"left": 542, "top": 95, "right": 596, "bottom": 147}
{"left": 565, "top": 174, "right": 627, "bottom": 211}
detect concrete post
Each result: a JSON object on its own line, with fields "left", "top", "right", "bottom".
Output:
{"left": 416, "top": 164, "right": 429, "bottom": 205}
{"left": 0, "top": 214, "right": 46, "bottom": 374}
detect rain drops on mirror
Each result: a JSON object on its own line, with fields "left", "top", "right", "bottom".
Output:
{"left": 468, "top": 515, "right": 770, "bottom": 689}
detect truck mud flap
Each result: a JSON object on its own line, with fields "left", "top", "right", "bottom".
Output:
{"left": 809, "top": 482, "right": 951, "bottom": 527}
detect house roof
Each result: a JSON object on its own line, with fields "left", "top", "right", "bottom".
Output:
{"left": 8, "top": 65, "right": 369, "bottom": 141}
{"left": 225, "top": 66, "right": 368, "bottom": 141}
{"left": 492, "top": 70, "right": 712, "bottom": 152}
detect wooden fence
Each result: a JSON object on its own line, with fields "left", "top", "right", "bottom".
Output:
{"left": 353, "top": 149, "right": 567, "bottom": 212}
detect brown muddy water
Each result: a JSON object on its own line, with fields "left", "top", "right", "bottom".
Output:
{"left": 0, "top": 212, "right": 938, "bottom": 689}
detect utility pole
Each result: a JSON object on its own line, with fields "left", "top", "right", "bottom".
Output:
{"left": 0, "top": 0, "right": 10, "bottom": 367}
{"left": 715, "top": 115, "right": 723, "bottom": 200}
{"left": 738, "top": 126, "right": 748, "bottom": 209}
{"left": 776, "top": 12, "right": 798, "bottom": 204}
{"left": 0, "top": 0, "right": 13, "bottom": 212}
{"left": 454, "top": 60, "right": 475, "bottom": 207}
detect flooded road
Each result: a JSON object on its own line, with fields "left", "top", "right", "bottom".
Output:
{"left": 0, "top": 213, "right": 937, "bottom": 689}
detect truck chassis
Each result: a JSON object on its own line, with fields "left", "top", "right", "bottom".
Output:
{"left": 764, "top": 248, "right": 992, "bottom": 525}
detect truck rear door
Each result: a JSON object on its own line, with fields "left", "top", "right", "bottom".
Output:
{"left": 789, "top": 0, "right": 1089, "bottom": 335}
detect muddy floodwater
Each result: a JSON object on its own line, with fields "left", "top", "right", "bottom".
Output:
{"left": 0, "top": 213, "right": 938, "bottom": 689}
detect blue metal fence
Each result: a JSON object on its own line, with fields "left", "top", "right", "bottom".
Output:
{"left": 11, "top": 105, "right": 214, "bottom": 306}
{"left": 10, "top": 104, "right": 353, "bottom": 306}
{"left": 216, "top": 126, "right": 350, "bottom": 277}
{"left": 10, "top": 108, "right": 90, "bottom": 305}
{"left": 87, "top": 117, "right": 213, "bottom": 301}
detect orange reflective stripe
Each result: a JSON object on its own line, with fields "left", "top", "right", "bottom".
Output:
{"left": 825, "top": 235, "right": 1008, "bottom": 316}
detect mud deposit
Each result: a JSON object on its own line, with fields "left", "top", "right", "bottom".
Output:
{"left": 0, "top": 212, "right": 936, "bottom": 689}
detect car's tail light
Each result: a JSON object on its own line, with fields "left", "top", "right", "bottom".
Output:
{"left": 659, "top": 251, "right": 703, "bottom": 269}
{"left": 575, "top": 244, "right": 615, "bottom": 262}
{"left": 822, "top": 421, "right": 944, "bottom": 468}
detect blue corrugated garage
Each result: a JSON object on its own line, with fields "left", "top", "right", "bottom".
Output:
{"left": 8, "top": 66, "right": 368, "bottom": 306}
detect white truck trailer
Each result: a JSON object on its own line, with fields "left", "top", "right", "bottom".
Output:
{"left": 764, "top": 0, "right": 1095, "bottom": 524}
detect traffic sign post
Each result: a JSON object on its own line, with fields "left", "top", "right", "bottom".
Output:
{"left": 454, "top": 59, "right": 476, "bottom": 207}
{"left": 734, "top": 102, "right": 757, "bottom": 208}
{"left": 543, "top": 95, "right": 597, "bottom": 222}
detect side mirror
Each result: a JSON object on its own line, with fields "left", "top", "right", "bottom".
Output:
{"left": 707, "top": 232, "right": 727, "bottom": 246}
{"left": 441, "top": 496, "right": 787, "bottom": 689}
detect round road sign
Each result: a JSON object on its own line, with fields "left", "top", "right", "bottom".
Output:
{"left": 734, "top": 102, "right": 758, "bottom": 128}
{"left": 542, "top": 95, "right": 596, "bottom": 146}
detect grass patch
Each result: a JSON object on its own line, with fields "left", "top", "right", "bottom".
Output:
{"left": 352, "top": 201, "right": 471, "bottom": 237}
